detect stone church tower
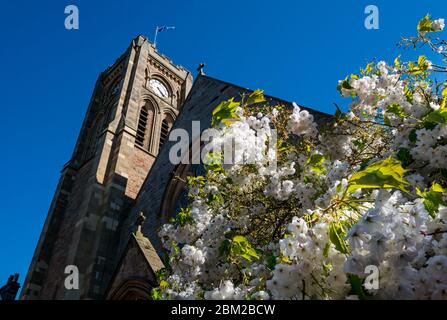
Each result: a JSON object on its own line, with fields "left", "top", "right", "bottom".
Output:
{"left": 21, "top": 36, "right": 193, "bottom": 300}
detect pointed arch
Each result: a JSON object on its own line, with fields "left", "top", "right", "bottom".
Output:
{"left": 107, "top": 278, "right": 154, "bottom": 300}
{"left": 159, "top": 140, "right": 205, "bottom": 222}
{"left": 135, "top": 100, "right": 156, "bottom": 152}
{"left": 162, "top": 107, "right": 178, "bottom": 121}
{"left": 158, "top": 112, "right": 175, "bottom": 151}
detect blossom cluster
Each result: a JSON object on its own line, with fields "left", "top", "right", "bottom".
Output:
{"left": 153, "top": 16, "right": 447, "bottom": 300}
{"left": 267, "top": 217, "right": 349, "bottom": 299}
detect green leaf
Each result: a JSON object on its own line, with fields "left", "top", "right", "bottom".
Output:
{"left": 337, "top": 77, "right": 355, "bottom": 96}
{"left": 409, "top": 129, "right": 417, "bottom": 143}
{"left": 348, "top": 274, "right": 367, "bottom": 300}
{"left": 203, "top": 152, "right": 224, "bottom": 173}
{"left": 277, "top": 139, "right": 291, "bottom": 153}
{"left": 172, "top": 207, "right": 194, "bottom": 227}
{"left": 211, "top": 98, "right": 241, "bottom": 126}
{"left": 408, "top": 61, "right": 423, "bottom": 75}
{"left": 219, "top": 239, "right": 232, "bottom": 257}
{"left": 322, "top": 263, "right": 332, "bottom": 277}
{"left": 308, "top": 154, "right": 326, "bottom": 174}
{"left": 347, "top": 157, "right": 409, "bottom": 193}
{"left": 352, "top": 139, "right": 366, "bottom": 150}
{"left": 230, "top": 235, "right": 259, "bottom": 262}
{"left": 404, "top": 86, "right": 413, "bottom": 104}
{"left": 308, "top": 154, "right": 325, "bottom": 165}
{"left": 424, "top": 109, "right": 447, "bottom": 125}
{"left": 329, "top": 222, "right": 349, "bottom": 254}
{"left": 265, "top": 254, "right": 277, "bottom": 270}
{"left": 151, "top": 288, "right": 162, "bottom": 300}
{"left": 361, "top": 63, "right": 374, "bottom": 75}
{"left": 396, "top": 148, "right": 413, "bottom": 167}
{"left": 417, "top": 14, "right": 434, "bottom": 32}
{"left": 432, "top": 182, "right": 444, "bottom": 193}
{"left": 418, "top": 55, "right": 426, "bottom": 66}
{"left": 155, "top": 268, "right": 168, "bottom": 282}
{"left": 394, "top": 55, "right": 401, "bottom": 68}
{"left": 417, "top": 182, "right": 446, "bottom": 218}
{"left": 441, "top": 96, "right": 447, "bottom": 110}
{"left": 186, "top": 175, "right": 205, "bottom": 186}
{"left": 386, "top": 103, "right": 406, "bottom": 117}
{"left": 323, "top": 242, "right": 331, "bottom": 258}
{"left": 311, "top": 165, "right": 326, "bottom": 174}
{"left": 442, "top": 85, "right": 447, "bottom": 98}
{"left": 246, "top": 89, "right": 266, "bottom": 106}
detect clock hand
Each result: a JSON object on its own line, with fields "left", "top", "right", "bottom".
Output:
{"left": 157, "top": 87, "right": 165, "bottom": 97}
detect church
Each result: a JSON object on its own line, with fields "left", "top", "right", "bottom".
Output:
{"left": 20, "top": 35, "right": 329, "bottom": 300}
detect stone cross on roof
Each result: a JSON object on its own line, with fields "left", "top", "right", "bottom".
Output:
{"left": 134, "top": 211, "right": 146, "bottom": 236}
{"left": 197, "top": 63, "right": 205, "bottom": 75}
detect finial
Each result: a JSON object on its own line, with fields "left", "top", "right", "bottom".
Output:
{"left": 7, "top": 274, "right": 19, "bottom": 284}
{"left": 135, "top": 212, "right": 146, "bottom": 235}
{"left": 197, "top": 63, "right": 206, "bottom": 75}
{"left": 0, "top": 274, "right": 20, "bottom": 300}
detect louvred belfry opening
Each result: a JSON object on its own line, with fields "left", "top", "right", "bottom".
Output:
{"left": 136, "top": 106, "right": 148, "bottom": 147}
{"left": 159, "top": 119, "right": 170, "bottom": 149}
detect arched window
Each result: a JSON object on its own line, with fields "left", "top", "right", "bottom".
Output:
{"left": 107, "top": 278, "right": 153, "bottom": 300}
{"left": 135, "top": 101, "right": 156, "bottom": 151}
{"left": 172, "top": 164, "right": 206, "bottom": 215}
{"left": 135, "top": 106, "right": 148, "bottom": 147}
{"left": 159, "top": 142, "right": 206, "bottom": 222}
{"left": 159, "top": 113, "right": 174, "bottom": 151}
{"left": 159, "top": 119, "right": 170, "bottom": 149}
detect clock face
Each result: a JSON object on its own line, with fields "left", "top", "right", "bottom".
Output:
{"left": 149, "top": 79, "right": 169, "bottom": 98}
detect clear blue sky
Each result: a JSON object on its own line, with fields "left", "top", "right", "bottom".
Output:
{"left": 0, "top": 0, "right": 446, "bottom": 294}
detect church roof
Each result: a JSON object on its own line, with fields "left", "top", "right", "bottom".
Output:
{"left": 132, "top": 229, "right": 165, "bottom": 273}
{"left": 104, "top": 228, "right": 164, "bottom": 299}
{"left": 197, "top": 74, "right": 332, "bottom": 120}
